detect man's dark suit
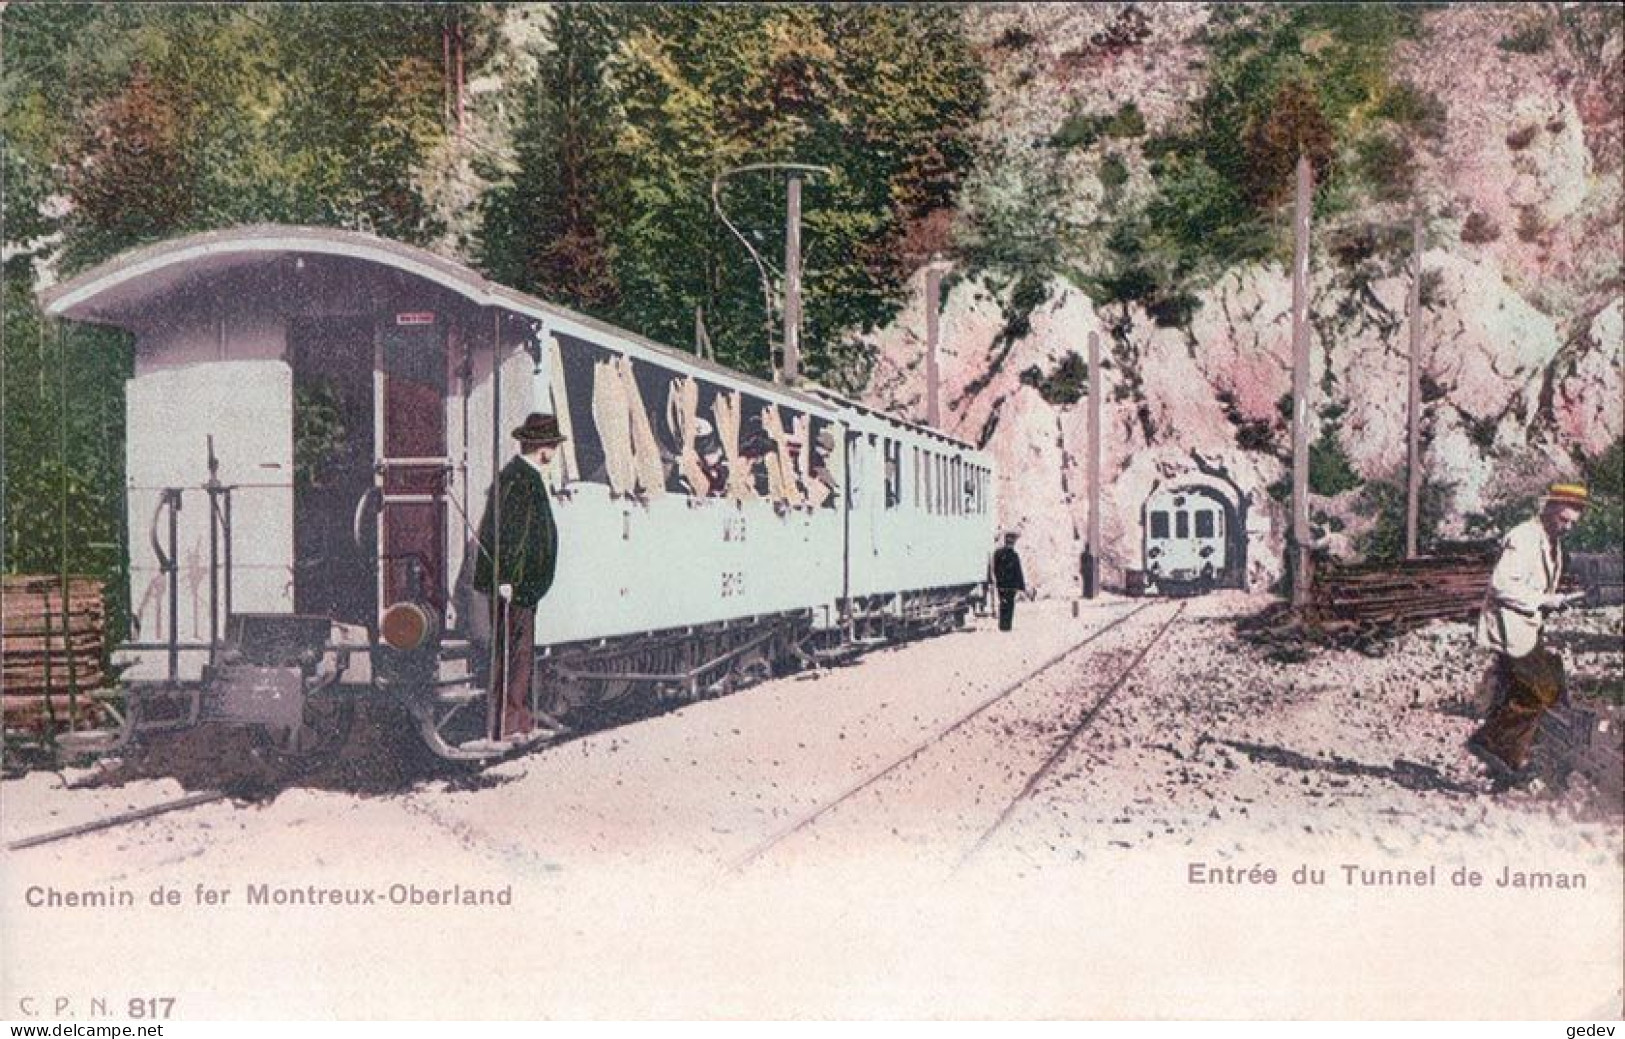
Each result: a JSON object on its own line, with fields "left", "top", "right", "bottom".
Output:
{"left": 992, "top": 544, "right": 1026, "bottom": 632}
{"left": 474, "top": 455, "right": 559, "bottom": 736}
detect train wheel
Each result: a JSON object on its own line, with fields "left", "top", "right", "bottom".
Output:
{"left": 731, "top": 649, "right": 773, "bottom": 689}
{"left": 407, "top": 690, "right": 490, "bottom": 760}
{"left": 275, "top": 695, "right": 356, "bottom": 764}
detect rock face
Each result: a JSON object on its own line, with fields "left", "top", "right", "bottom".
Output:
{"left": 861, "top": 3, "right": 1623, "bottom": 599}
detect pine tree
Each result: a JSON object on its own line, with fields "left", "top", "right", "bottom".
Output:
{"left": 481, "top": 4, "right": 623, "bottom": 314}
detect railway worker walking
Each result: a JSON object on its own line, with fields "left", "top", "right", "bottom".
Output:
{"left": 475, "top": 413, "right": 569, "bottom": 741}
{"left": 991, "top": 532, "right": 1030, "bottom": 632}
{"left": 1468, "top": 483, "right": 1590, "bottom": 786}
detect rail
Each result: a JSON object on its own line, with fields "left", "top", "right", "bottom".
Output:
{"left": 723, "top": 600, "right": 1167, "bottom": 875}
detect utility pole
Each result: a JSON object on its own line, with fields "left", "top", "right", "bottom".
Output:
{"left": 924, "top": 260, "right": 943, "bottom": 427}
{"left": 1405, "top": 210, "right": 1424, "bottom": 560}
{"left": 712, "top": 163, "right": 830, "bottom": 384}
{"left": 783, "top": 172, "right": 803, "bottom": 385}
{"left": 1085, "top": 329, "right": 1101, "bottom": 599}
{"left": 1290, "top": 153, "right": 1314, "bottom": 612}
{"left": 694, "top": 306, "right": 712, "bottom": 362}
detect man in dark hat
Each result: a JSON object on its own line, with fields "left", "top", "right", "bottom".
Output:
{"left": 1469, "top": 482, "right": 1590, "bottom": 786}
{"left": 475, "top": 412, "right": 568, "bottom": 740}
{"left": 991, "top": 531, "right": 1030, "bottom": 632}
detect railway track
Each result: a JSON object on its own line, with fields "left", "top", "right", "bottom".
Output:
{"left": 5, "top": 789, "right": 228, "bottom": 852}
{"left": 10, "top": 601, "right": 1190, "bottom": 860}
{"left": 724, "top": 599, "right": 1187, "bottom": 876}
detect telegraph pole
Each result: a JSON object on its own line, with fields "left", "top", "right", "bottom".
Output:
{"left": 1085, "top": 329, "right": 1102, "bottom": 599}
{"left": 925, "top": 260, "right": 943, "bottom": 427}
{"left": 1405, "top": 210, "right": 1424, "bottom": 560}
{"left": 1290, "top": 153, "right": 1314, "bottom": 612}
{"left": 712, "top": 163, "right": 830, "bottom": 384}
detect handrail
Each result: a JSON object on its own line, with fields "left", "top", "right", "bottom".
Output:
{"left": 149, "top": 489, "right": 180, "bottom": 573}
{"left": 352, "top": 486, "right": 380, "bottom": 550}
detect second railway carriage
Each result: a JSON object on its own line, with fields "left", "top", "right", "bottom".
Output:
{"left": 39, "top": 225, "right": 994, "bottom": 761}
{"left": 1141, "top": 483, "right": 1234, "bottom": 595}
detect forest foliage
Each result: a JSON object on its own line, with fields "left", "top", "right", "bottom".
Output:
{"left": 1, "top": 3, "right": 1617, "bottom": 603}
{"left": 1, "top": 2, "right": 983, "bottom": 597}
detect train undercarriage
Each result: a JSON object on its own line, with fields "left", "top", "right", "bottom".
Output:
{"left": 64, "top": 584, "right": 979, "bottom": 770}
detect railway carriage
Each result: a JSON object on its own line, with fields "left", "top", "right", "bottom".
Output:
{"left": 39, "top": 225, "right": 994, "bottom": 761}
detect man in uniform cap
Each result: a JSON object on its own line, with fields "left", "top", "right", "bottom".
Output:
{"left": 991, "top": 531, "right": 1030, "bottom": 632}
{"left": 475, "top": 413, "right": 568, "bottom": 740}
{"left": 1469, "top": 482, "right": 1590, "bottom": 785}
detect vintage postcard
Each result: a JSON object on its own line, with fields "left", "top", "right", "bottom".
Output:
{"left": 2, "top": 2, "right": 1621, "bottom": 1023}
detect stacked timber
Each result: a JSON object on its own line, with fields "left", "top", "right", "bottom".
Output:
{"left": 1309, "top": 548, "right": 1498, "bottom": 635}
{"left": 2, "top": 575, "right": 110, "bottom": 733}
{"left": 1569, "top": 552, "right": 1625, "bottom": 607}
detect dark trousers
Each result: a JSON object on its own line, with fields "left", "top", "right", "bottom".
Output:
{"left": 490, "top": 601, "right": 535, "bottom": 738}
{"left": 1473, "top": 647, "right": 1565, "bottom": 772}
{"left": 997, "top": 589, "right": 1019, "bottom": 631}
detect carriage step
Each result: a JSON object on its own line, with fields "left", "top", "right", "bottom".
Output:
{"left": 53, "top": 729, "right": 125, "bottom": 755}
{"left": 451, "top": 728, "right": 563, "bottom": 760}
{"left": 437, "top": 639, "right": 476, "bottom": 661}
{"left": 436, "top": 658, "right": 474, "bottom": 683}
{"left": 807, "top": 644, "right": 863, "bottom": 663}
{"left": 433, "top": 681, "right": 485, "bottom": 705}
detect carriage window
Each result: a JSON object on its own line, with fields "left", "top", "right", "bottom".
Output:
{"left": 1150, "top": 511, "right": 1170, "bottom": 539}
{"left": 555, "top": 333, "right": 610, "bottom": 485}
{"left": 884, "top": 439, "right": 901, "bottom": 509}
{"left": 913, "top": 447, "right": 921, "bottom": 508}
{"left": 738, "top": 396, "right": 775, "bottom": 499}
{"left": 805, "top": 416, "right": 837, "bottom": 509}
{"left": 1195, "top": 511, "right": 1215, "bottom": 539}
{"left": 1175, "top": 511, "right": 1189, "bottom": 538}
{"left": 669, "top": 376, "right": 716, "bottom": 497}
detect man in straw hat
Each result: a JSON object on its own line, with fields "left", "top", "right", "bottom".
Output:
{"left": 1468, "top": 482, "right": 1590, "bottom": 786}
{"left": 474, "top": 413, "right": 569, "bottom": 740}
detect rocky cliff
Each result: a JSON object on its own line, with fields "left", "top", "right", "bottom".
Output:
{"left": 862, "top": 3, "right": 1624, "bottom": 598}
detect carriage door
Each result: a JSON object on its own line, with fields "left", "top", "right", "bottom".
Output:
{"left": 376, "top": 312, "right": 449, "bottom": 622}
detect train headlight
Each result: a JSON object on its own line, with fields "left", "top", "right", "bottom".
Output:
{"left": 380, "top": 601, "right": 435, "bottom": 652}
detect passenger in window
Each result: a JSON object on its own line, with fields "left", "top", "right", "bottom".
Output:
{"left": 689, "top": 418, "right": 728, "bottom": 497}
{"left": 786, "top": 437, "right": 808, "bottom": 507}
{"left": 738, "top": 428, "right": 775, "bottom": 500}
{"left": 805, "top": 426, "right": 837, "bottom": 508}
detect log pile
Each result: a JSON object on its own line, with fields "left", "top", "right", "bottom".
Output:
{"left": 2, "top": 575, "right": 111, "bottom": 734}
{"left": 1241, "top": 542, "right": 1606, "bottom": 654}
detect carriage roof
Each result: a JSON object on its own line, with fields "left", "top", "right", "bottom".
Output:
{"left": 39, "top": 223, "right": 974, "bottom": 452}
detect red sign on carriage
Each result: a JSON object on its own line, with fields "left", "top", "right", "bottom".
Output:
{"left": 395, "top": 311, "right": 436, "bottom": 325}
